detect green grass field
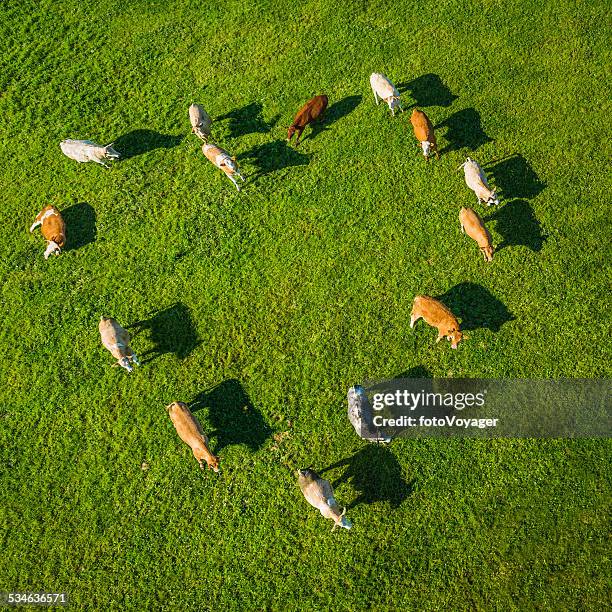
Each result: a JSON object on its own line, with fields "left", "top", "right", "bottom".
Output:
{"left": 1, "top": 0, "right": 610, "bottom": 609}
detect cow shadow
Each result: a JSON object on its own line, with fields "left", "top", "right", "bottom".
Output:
{"left": 485, "top": 200, "right": 546, "bottom": 252}
{"left": 238, "top": 140, "right": 310, "bottom": 177}
{"left": 113, "top": 129, "right": 184, "bottom": 160}
{"left": 305, "top": 95, "right": 362, "bottom": 142}
{"left": 128, "top": 303, "right": 200, "bottom": 363}
{"left": 394, "top": 366, "right": 432, "bottom": 379}
{"left": 484, "top": 154, "right": 546, "bottom": 200}
{"left": 216, "top": 102, "right": 279, "bottom": 138}
{"left": 321, "top": 445, "right": 414, "bottom": 510}
{"left": 62, "top": 203, "right": 96, "bottom": 250}
{"left": 191, "top": 379, "right": 272, "bottom": 452}
{"left": 437, "top": 283, "right": 514, "bottom": 332}
{"left": 397, "top": 73, "right": 458, "bottom": 108}
{"left": 437, "top": 108, "right": 493, "bottom": 153}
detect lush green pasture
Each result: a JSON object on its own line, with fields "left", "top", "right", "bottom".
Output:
{"left": 0, "top": 0, "right": 610, "bottom": 609}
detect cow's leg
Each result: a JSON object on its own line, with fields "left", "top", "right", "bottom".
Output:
{"left": 373, "top": 88, "right": 379, "bottom": 105}
{"left": 436, "top": 332, "right": 444, "bottom": 343}
{"left": 30, "top": 218, "right": 42, "bottom": 232}
{"left": 294, "top": 127, "right": 304, "bottom": 146}
{"left": 410, "top": 313, "right": 420, "bottom": 328}
{"left": 228, "top": 173, "right": 241, "bottom": 191}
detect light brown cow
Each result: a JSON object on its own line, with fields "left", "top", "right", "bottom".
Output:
{"left": 189, "top": 104, "right": 212, "bottom": 142}
{"left": 99, "top": 316, "right": 140, "bottom": 372}
{"left": 297, "top": 469, "right": 351, "bottom": 530}
{"left": 410, "top": 295, "right": 463, "bottom": 349}
{"left": 459, "top": 207, "right": 494, "bottom": 262}
{"left": 166, "top": 401, "right": 220, "bottom": 472}
{"left": 410, "top": 108, "right": 439, "bottom": 160}
{"left": 30, "top": 205, "right": 66, "bottom": 259}
{"left": 201, "top": 143, "right": 245, "bottom": 191}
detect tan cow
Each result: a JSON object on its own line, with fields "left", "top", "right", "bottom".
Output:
{"left": 459, "top": 207, "right": 494, "bottom": 262}
{"left": 297, "top": 469, "right": 352, "bottom": 530}
{"left": 99, "top": 316, "right": 140, "bottom": 372}
{"left": 189, "top": 104, "right": 212, "bottom": 142}
{"left": 166, "top": 401, "right": 220, "bottom": 472}
{"left": 30, "top": 205, "right": 66, "bottom": 259}
{"left": 201, "top": 143, "right": 245, "bottom": 191}
{"left": 410, "top": 108, "right": 439, "bottom": 160}
{"left": 410, "top": 295, "right": 463, "bottom": 349}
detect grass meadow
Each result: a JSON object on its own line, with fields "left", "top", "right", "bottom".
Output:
{"left": 0, "top": 0, "right": 610, "bottom": 609}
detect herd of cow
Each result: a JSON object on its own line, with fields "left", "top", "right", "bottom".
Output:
{"left": 29, "top": 72, "right": 510, "bottom": 530}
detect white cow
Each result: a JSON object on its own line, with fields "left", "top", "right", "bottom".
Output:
{"left": 460, "top": 157, "right": 499, "bottom": 206}
{"left": 370, "top": 73, "right": 402, "bottom": 116}
{"left": 60, "top": 139, "right": 120, "bottom": 168}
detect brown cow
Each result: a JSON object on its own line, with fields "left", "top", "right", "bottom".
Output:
{"left": 30, "top": 205, "right": 66, "bottom": 259}
{"left": 410, "top": 295, "right": 463, "bottom": 349}
{"left": 410, "top": 108, "right": 439, "bottom": 160}
{"left": 287, "top": 95, "right": 328, "bottom": 145}
{"left": 166, "top": 401, "right": 220, "bottom": 472}
{"left": 459, "top": 207, "right": 494, "bottom": 262}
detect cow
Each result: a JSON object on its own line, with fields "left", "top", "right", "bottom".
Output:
{"left": 459, "top": 207, "right": 495, "bottom": 262}
{"left": 30, "top": 205, "right": 66, "bottom": 259}
{"left": 201, "top": 143, "right": 245, "bottom": 191}
{"left": 60, "top": 139, "right": 120, "bottom": 168}
{"left": 410, "top": 108, "right": 439, "bottom": 160}
{"left": 370, "top": 73, "right": 402, "bottom": 116}
{"left": 297, "top": 469, "right": 352, "bottom": 530}
{"left": 99, "top": 316, "right": 140, "bottom": 372}
{"left": 189, "top": 104, "right": 212, "bottom": 142}
{"left": 287, "top": 95, "right": 328, "bottom": 145}
{"left": 166, "top": 401, "right": 220, "bottom": 472}
{"left": 410, "top": 295, "right": 463, "bottom": 349}
{"left": 460, "top": 157, "right": 499, "bottom": 206}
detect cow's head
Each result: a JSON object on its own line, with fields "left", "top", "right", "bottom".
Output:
{"left": 481, "top": 245, "right": 495, "bottom": 262}
{"left": 487, "top": 191, "right": 499, "bottom": 206}
{"left": 118, "top": 356, "right": 134, "bottom": 373}
{"left": 104, "top": 143, "right": 121, "bottom": 160}
{"left": 44, "top": 240, "right": 61, "bottom": 259}
{"left": 447, "top": 328, "right": 464, "bottom": 350}
{"left": 421, "top": 141, "right": 433, "bottom": 159}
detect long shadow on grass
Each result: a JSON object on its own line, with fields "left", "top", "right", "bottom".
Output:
{"left": 397, "top": 73, "right": 458, "bottom": 108}
{"left": 321, "top": 446, "right": 413, "bottom": 509}
{"left": 216, "top": 102, "right": 279, "bottom": 138}
{"left": 128, "top": 303, "right": 200, "bottom": 363}
{"left": 303, "top": 95, "right": 362, "bottom": 142}
{"left": 436, "top": 283, "right": 514, "bottom": 332}
{"left": 484, "top": 154, "right": 546, "bottom": 200}
{"left": 484, "top": 200, "right": 546, "bottom": 252}
{"left": 191, "top": 379, "right": 272, "bottom": 451}
{"left": 394, "top": 366, "right": 432, "bottom": 379}
{"left": 61, "top": 203, "right": 96, "bottom": 250}
{"left": 437, "top": 108, "right": 492, "bottom": 153}
{"left": 113, "top": 129, "right": 184, "bottom": 160}
{"left": 238, "top": 140, "right": 310, "bottom": 177}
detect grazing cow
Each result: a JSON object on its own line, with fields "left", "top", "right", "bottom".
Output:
{"left": 348, "top": 385, "right": 391, "bottom": 443}
{"left": 201, "top": 143, "right": 245, "bottom": 191}
{"left": 166, "top": 401, "right": 220, "bottom": 472}
{"left": 60, "top": 139, "right": 120, "bottom": 168}
{"left": 297, "top": 469, "right": 352, "bottom": 530}
{"left": 369, "top": 73, "right": 402, "bottom": 116}
{"left": 30, "top": 205, "right": 66, "bottom": 259}
{"left": 461, "top": 157, "right": 499, "bottom": 206}
{"left": 459, "top": 207, "right": 495, "bottom": 262}
{"left": 189, "top": 104, "right": 212, "bottom": 142}
{"left": 287, "top": 95, "right": 328, "bottom": 145}
{"left": 410, "top": 295, "right": 463, "bottom": 349}
{"left": 99, "top": 316, "right": 140, "bottom": 372}
{"left": 410, "top": 108, "right": 439, "bottom": 160}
